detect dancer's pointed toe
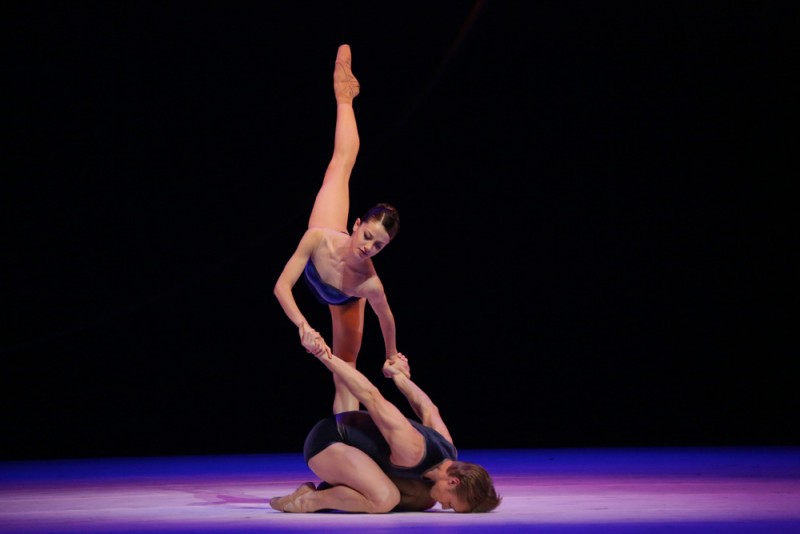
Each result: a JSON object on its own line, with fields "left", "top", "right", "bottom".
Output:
{"left": 334, "top": 44, "right": 360, "bottom": 103}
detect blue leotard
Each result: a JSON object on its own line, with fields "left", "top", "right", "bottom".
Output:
{"left": 303, "top": 260, "right": 360, "bottom": 306}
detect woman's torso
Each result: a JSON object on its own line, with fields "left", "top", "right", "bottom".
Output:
{"left": 309, "top": 229, "right": 375, "bottom": 298}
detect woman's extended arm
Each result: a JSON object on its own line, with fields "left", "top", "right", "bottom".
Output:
{"left": 274, "top": 229, "right": 330, "bottom": 355}
{"left": 364, "top": 279, "right": 398, "bottom": 359}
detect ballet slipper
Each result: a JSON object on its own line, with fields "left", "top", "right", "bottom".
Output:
{"left": 269, "top": 482, "right": 316, "bottom": 512}
{"left": 334, "top": 44, "right": 360, "bottom": 104}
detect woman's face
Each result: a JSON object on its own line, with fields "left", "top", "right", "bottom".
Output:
{"left": 352, "top": 219, "right": 390, "bottom": 259}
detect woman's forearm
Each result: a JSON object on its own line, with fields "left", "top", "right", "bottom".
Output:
{"left": 274, "top": 282, "right": 307, "bottom": 328}
{"left": 377, "top": 312, "right": 398, "bottom": 358}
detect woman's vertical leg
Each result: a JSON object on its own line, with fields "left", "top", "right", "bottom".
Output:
{"left": 310, "top": 45, "right": 366, "bottom": 412}
{"left": 330, "top": 298, "right": 366, "bottom": 413}
{"left": 307, "top": 44, "right": 361, "bottom": 232}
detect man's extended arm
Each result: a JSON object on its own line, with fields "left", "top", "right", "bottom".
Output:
{"left": 383, "top": 357, "right": 454, "bottom": 444}
{"left": 312, "top": 352, "right": 426, "bottom": 467}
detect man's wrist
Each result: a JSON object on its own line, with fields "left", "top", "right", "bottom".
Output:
{"left": 392, "top": 373, "right": 409, "bottom": 385}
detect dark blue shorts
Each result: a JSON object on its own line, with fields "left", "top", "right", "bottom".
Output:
{"left": 303, "top": 415, "right": 341, "bottom": 462}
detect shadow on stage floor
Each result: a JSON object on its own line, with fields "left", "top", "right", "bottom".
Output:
{"left": 2, "top": 447, "right": 799, "bottom": 533}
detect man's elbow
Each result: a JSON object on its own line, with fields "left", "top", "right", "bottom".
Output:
{"left": 420, "top": 403, "right": 441, "bottom": 424}
{"left": 361, "top": 385, "right": 387, "bottom": 412}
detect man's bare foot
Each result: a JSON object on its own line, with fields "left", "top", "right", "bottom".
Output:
{"left": 269, "top": 482, "right": 316, "bottom": 512}
{"left": 334, "top": 44, "right": 360, "bottom": 104}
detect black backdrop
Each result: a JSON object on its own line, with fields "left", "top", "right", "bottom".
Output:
{"left": 4, "top": 2, "right": 795, "bottom": 460}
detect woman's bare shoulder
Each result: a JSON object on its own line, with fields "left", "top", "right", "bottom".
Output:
{"left": 300, "top": 227, "right": 340, "bottom": 245}
{"left": 358, "top": 265, "right": 384, "bottom": 290}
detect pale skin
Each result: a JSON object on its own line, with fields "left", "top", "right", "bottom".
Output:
{"left": 269, "top": 352, "right": 471, "bottom": 513}
{"left": 273, "top": 44, "right": 402, "bottom": 413}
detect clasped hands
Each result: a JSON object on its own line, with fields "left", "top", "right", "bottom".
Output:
{"left": 300, "top": 323, "right": 411, "bottom": 378}
{"left": 299, "top": 322, "right": 331, "bottom": 359}
{"left": 383, "top": 352, "right": 411, "bottom": 379}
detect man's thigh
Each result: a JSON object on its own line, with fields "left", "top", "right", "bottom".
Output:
{"left": 308, "top": 442, "right": 396, "bottom": 500}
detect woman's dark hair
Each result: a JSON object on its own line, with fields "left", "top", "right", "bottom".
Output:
{"left": 360, "top": 203, "right": 399, "bottom": 239}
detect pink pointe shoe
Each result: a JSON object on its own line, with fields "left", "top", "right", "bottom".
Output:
{"left": 334, "top": 44, "right": 360, "bottom": 104}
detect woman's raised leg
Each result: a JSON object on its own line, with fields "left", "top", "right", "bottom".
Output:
{"left": 308, "top": 44, "right": 361, "bottom": 232}
{"left": 311, "top": 45, "right": 366, "bottom": 413}
{"left": 307, "top": 45, "right": 366, "bottom": 413}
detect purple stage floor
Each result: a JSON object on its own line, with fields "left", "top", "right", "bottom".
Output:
{"left": 2, "top": 447, "right": 799, "bottom": 533}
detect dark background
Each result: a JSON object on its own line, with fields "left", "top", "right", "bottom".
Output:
{"left": 3, "top": 1, "right": 795, "bottom": 460}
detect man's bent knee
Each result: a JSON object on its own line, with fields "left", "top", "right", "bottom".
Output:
{"left": 368, "top": 484, "right": 401, "bottom": 514}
